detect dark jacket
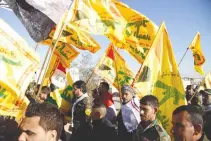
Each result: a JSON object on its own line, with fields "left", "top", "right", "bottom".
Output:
{"left": 70, "top": 96, "right": 92, "bottom": 141}
{"left": 117, "top": 110, "right": 135, "bottom": 141}
{"left": 133, "top": 119, "right": 171, "bottom": 141}
{"left": 91, "top": 117, "right": 118, "bottom": 141}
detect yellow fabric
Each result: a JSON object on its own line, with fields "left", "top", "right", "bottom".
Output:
{"left": 0, "top": 86, "right": 29, "bottom": 122}
{"left": 94, "top": 44, "right": 116, "bottom": 86}
{"left": 0, "top": 18, "right": 39, "bottom": 121}
{"left": 189, "top": 32, "right": 205, "bottom": 75}
{"left": 49, "top": 25, "right": 101, "bottom": 53}
{"left": 46, "top": 8, "right": 100, "bottom": 54}
{"left": 201, "top": 72, "right": 211, "bottom": 89}
{"left": 94, "top": 44, "right": 137, "bottom": 94}
{"left": 42, "top": 54, "right": 60, "bottom": 86}
{"left": 108, "top": 1, "right": 158, "bottom": 64}
{"left": 68, "top": 0, "right": 158, "bottom": 64}
{"left": 41, "top": 40, "right": 79, "bottom": 68}
{"left": 48, "top": 72, "right": 74, "bottom": 122}
{"left": 134, "top": 22, "right": 186, "bottom": 134}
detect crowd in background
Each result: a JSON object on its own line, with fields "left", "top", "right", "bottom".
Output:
{"left": 0, "top": 81, "right": 211, "bottom": 141}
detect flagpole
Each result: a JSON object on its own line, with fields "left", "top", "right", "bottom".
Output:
{"left": 131, "top": 22, "right": 165, "bottom": 87}
{"left": 35, "top": 0, "right": 75, "bottom": 101}
{"left": 189, "top": 70, "right": 211, "bottom": 102}
{"left": 113, "top": 45, "right": 121, "bottom": 93}
{"left": 34, "top": 43, "right": 39, "bottom": 51}
{"left": 36, "top": 46, "right": 51, "bottom": 86}
{"left": 178, "top": 48, "right": 189, "bottom": 67}
{"left": 86, "top": 48, "right": 108, "bottom": 84}
{"left": 131, "top": 65, "right": 142, "bottom": 87}
{"left": 86, "top": 67, "right": 96, "bottom": 85}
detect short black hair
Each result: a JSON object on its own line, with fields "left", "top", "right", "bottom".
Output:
{"left": 186, "top": 85, "right": 194, "bottom": 90}
{"left": 73, "top": 80, "right": 87, "bottom": 93}
{"left": 92, "top": 104, "right": 106, "bottom": 109}
{"left": 25, "top": 103, "right": 63, "bottom": 140}
{"left": 173, "top": 105, "right": 203, "bottom": 127}
{"left": 140, "top": 95, "right": 159, "bottom": 108}
{"left": 41, "top": 86, "right": 51, "bottom": 95}
{"left": 100, "top": 82, "right": 109, "bottom": 90}
{"left": 36, "top": 84, "right": 41, "bottom": 89}
{"left": 50, "top": 83, "right": 58, "bottom": 92}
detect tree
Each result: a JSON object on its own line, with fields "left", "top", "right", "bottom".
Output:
{"left": 71, "top": 52, "right": 101, "bottom": 93}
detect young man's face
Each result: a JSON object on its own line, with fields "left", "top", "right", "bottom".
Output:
{"left": 140, "top": 104, "right": 156, "bottom": 122}
{"left": 98, "top": 84, "right": 107, "bottom": 94}
{"left": 122, "top": 92, "right": 133, "bottom": 104}
{"left": 18, "top": 116, "right": 57, "bottom": 141}
{"left": 40, "top": 92, "right": 48, "bottom": 101}
{"left": 186, "top": 88, "right": 194, "bottom": 96}
{"left": 202, "top": 93, "right": 211, "bottom": 106}
{"left": 172, "top": 111, "right": 196, "bottom": 141}
{"left": 72, "top": 85, "right": 82, "bottom": 97}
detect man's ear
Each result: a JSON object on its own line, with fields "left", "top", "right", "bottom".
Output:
{"left": 193, "top": 124, "right": 202, "bottom": 135}
{"left": 48, "top": 130, "right": 57, "bottom": 141}
{"left": 154, "top": 107, "right": 158, "bottom": 114}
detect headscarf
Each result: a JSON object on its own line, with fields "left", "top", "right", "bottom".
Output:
{"left": 121, "top": 85, "right": 136, "bottom": 96}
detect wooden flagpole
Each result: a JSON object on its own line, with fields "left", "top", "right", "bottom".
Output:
{"left": 131, "top": 22, "right": 165, "bottom": 87}
{"left": 34, "top": 43, "right": 39, "bottom": 51}
{"left": 178, "top": 47, "right": 189, "bottom": 67}
{"left": 35, "top": 0, "right": 75, "bottom": 101}
{"left": 113, "top": 45, "right": 121, "bottom": 93}
{"left": 86, "top": 49, "right": 108, "bottom": 85}
{"left": 131, "top": 65, "right": 142, "bottom": 87}
{"left": 36, "top": 47, "right": 51, "bottom": 86}
{"left": 189, "top": 70, "right": 211, "bottom": 102}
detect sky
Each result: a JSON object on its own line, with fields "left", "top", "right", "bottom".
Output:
{"left": 0, "top": 0, "right": 211, "bottom": 78}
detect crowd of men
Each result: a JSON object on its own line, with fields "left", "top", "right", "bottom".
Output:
{"left": 0, "top": 81, "right": 211, "bottom": 141}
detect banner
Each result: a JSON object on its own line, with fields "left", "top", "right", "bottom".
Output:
{"left": 108, "top": 1, "right": 158, "bottom": 64}
{"left": 43, "top": 54, "right": 61, "bottom": 87}
{"left": 201, "top": 72, "right": 211, "bottom": 89}
{"left": 42, "top": 39, "right": 79, "bottom": 68}
{"left": 46, "top": 25, "right": 100, "bottom": 53}
{"left": 68, "top": 0, "right": 158, "bottom": 64}
{"left": 134, "top": 22, "right": 186, "bottom": 134}
{"left": 46, "top": 72, "right": 74, "bottom": 121}
{"left": 4, "top": 0, "right": 55, "bottom": 42}
{"left": 189, "top": 32, "right": 205, "bottom": 75}
{"left": 0, "top": 85, "right": 29, "bottom": 121}
{"left": 25, "top": 0, "right": 72, "bottom": 24}
{"left": 94, "top": 44, "right": 136, "bottom": 93}
{"left": 0, "top": 18, "right": 39, "bottom": 120}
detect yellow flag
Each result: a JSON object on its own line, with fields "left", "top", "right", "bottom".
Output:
{"left": 43, "top": 54, "right": 61, "bottom": 86}
{"left": 201, "top": 72, "right": 211, "bottom": 89}
{"left": 189, "top": 32, "right": 205, "bottom": 75}
{"left": 45, "top": 25, "right": 101, "bottom": 53}
{"left": 0, "top": 18, "right": 39, "bottom": 121}
{"left": 14, "top": 96, "right": 30, "bottom": 121}
{"left": 134, "top": 22, "right": 186, "bottom": 134}
{"left": 44, "top": 6, "right": 100, "bottom": 54}
{"left": 0, "top": 85, "right": 29, "bottom": 122}
{"left": 94, "top": 44, "right": 135, "bottom": 92}
{"left": 109, "top": 1, "right": 158, "bottom": 64}
{"left": 68, "top": 0, "right": 158, "bottom": 64}
{"left": 47, "top": 72, "right": 74, "bottom": 122}
{"left": 41, "top": 39, "right": 79, "bottom": 68}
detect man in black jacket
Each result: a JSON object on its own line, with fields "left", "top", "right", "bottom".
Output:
{"left": 70, "top": 80, "right": 92, "bottom": 141}
{"left": 91, "top": 104, "right": 117, "bottom": 141}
